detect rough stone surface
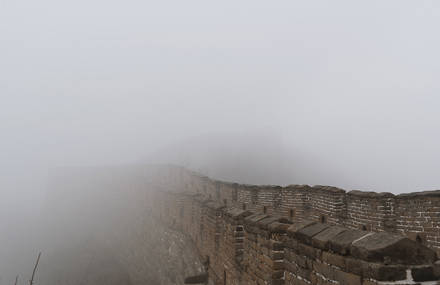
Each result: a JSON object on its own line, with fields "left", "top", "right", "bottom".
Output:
{"left": 294, "top": 223, "right": 331, "bottom": 245}
{"left": 351, "top": 232, "right": 437, "bottom": 265}
{"left": 312, "top": 226, "right": 348, "bottom": 250}
{"left": 329, "top": 230, "right": 368, "bottom": 255}
{"left": 411, "top": 266, "right": 438, "bottom": 282}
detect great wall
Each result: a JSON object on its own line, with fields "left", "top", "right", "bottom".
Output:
{"left": 146, "top": 165, "right": 440, "bottom": 285}
{"left": 39, "top": 164, "right": 440, "bottom": 284}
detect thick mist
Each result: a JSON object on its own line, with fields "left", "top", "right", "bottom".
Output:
{"left": 1, "top": 0, "right": 440, "bottom": 283}
{"left": 2, "top": 0, "right": 440, "bottom": 194}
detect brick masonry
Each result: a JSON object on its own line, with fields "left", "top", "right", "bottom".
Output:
{"left": 149, "top": 165, "right": 440, "bottom": 284}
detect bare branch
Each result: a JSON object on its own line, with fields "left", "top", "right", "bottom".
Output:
{"left": 29, "top": 252, "right": 41, "bottom": 285}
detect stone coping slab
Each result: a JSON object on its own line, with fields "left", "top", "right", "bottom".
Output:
{"left": 351, "top": 232, "right": 438, "bottom": 265}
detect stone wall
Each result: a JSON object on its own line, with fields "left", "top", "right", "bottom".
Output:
{"left": 149, "top": 165, "right": 440, "bottom": 284}
{"left": 154, "top": 166, "right": 440, "bottom": 250}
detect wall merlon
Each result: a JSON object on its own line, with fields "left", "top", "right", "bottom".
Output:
{"left": 348, "top": 190, "right": 395, "bottom": 198}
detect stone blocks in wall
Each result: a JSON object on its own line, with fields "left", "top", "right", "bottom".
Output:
{"left": 350, "top": 231, "right": 437, "bottom": 265}
{"left": 149, "top": 165, "right": 440, "bottom": 284}
{"left": 284, "top": 221, "right": 439, "bottom": 283}
{"left": 311, "top": 225, "right": 347, "bottom": 250}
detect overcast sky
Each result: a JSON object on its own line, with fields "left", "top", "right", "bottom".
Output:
{"left": 1, "top": 0, "right": 440, "bottom": 200}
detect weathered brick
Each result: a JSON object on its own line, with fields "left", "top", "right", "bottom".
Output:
{"left": 150, "top": 166, "right": 440, "bottom": 285}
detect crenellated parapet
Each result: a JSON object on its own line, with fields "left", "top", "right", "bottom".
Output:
{"left": 149, "top": 165, "right": 440, "bottom": 284}
{"left": 155, "top": 165, "right": 440, "bottom": 251}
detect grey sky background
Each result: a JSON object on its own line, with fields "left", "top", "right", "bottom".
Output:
{"left": 1, "top": 0, "right": 440, "bottom": 212}
{"left": 1, "top": 1, "right": 440, "bottom": 280}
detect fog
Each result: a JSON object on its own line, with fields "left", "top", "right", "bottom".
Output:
{"left": 1, "top": 0, "right": 440, "bottom": 283}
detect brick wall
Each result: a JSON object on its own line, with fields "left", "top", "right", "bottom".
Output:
{"left": 148, "top": 166, "right": 440, "bottom": 284}
{"left": 161, "top": 166, "right": 440, "bottom": 252}
{"left": 395, "top": 193, "right": 440, "bottom": 249}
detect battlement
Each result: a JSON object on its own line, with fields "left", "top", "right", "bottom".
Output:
{"left": 149, "top": 165, "right": 440, "bottom": 284}
{"left": 154, "top": 165, "right": 440, "bottom": 250}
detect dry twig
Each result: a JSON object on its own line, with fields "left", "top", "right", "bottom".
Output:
{"left": 29, "top": 252, "right": 41, "bottom": 285}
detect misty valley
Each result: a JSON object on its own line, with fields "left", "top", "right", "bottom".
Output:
{"left": 2, "top": 166, "right": 203, "bottom": 285}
